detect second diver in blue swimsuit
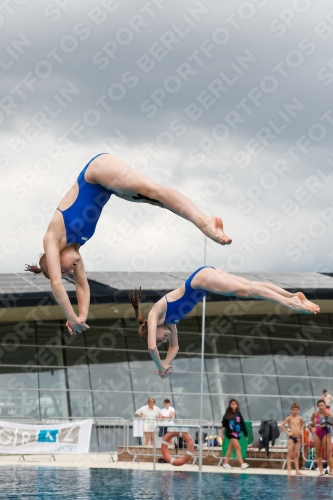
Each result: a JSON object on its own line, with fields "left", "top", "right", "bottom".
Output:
{"left": 129, "top": 266, "right": 320, "bottom": 378}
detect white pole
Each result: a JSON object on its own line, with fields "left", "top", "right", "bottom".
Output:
{"left": 199, "top": 235, "right": 207, "bottom": 471}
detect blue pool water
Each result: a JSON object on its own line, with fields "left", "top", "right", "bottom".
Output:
{"left": 0, "top": 467, "right": 332, "bottom": 500}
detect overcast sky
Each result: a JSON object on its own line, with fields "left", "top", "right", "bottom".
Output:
{"left": 1, "top": 0, "right": 333, "bottom": 275}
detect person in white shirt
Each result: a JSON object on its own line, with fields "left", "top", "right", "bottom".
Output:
{"left": 321, "top": 389, "right": 333, "bottom": 411}
{"left": 135, "top": 397, "right": 161, "bottom": 446}
{"left": 158, "top": 399, "right": 176, "bottom": 436}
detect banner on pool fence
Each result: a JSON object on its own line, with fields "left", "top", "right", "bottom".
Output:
{"left": 0, "top": 419, "right": 93, "bottom": 454}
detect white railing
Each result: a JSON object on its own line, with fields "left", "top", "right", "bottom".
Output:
{"left": 0, "top": 417, "right": 310, "bottom": 471}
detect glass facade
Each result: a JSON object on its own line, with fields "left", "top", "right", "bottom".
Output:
{"left": 0, "top": 313, "right": 332, "bottom": 423}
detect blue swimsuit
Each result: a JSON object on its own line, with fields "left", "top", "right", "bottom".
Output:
{"left": 57, "top": 153, "right": 114, "bottom": 245}
{"left": 164, "top": 266, "right": 215, "bottom": 324}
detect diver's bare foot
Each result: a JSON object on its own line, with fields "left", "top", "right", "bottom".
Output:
{"left": 203, "top": 216, "right": 232, "bottom": 245}
{"left": 296, "top": 292, "right": 320, "bottom": 313}
{"left": 288, "top": 296, "right": 317, "bottom": 314}
{"left": 295, "top": 471, "right": 304, "bottom": 476}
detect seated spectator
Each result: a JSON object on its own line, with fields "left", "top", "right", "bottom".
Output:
{"left": 135, "top": 397, "right": 161, "bottom": 447}
{"left": 158, "top": 399, "right": 175, "bottom": 437}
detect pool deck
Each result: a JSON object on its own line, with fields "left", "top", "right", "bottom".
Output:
{"left": 0, "top": 454, "right": 327, "bottom": 477}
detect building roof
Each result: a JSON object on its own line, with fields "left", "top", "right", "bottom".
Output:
{"left": 0, "top": 271, "right": 332, "bottom": 309}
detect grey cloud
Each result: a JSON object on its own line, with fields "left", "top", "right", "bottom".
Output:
{"left": 1, "top": 0, "right": 333, "bottom": 274}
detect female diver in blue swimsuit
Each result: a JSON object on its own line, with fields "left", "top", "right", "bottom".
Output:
{"left": 129, "top": 266, "right": 320, "bottom": 378}
{"left": 25, "top": 153, "right": 231, "bottom": 335}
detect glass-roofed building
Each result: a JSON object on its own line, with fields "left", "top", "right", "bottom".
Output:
{"left": 0, "top": 271, "right": 332, "bottom": 423}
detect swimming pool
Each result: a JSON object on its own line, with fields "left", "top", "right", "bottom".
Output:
{"left": 1, "top": 467, "right": 332, "bottom": 500}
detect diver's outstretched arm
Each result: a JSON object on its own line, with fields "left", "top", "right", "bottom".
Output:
{"left": 161, "top": 325, "right": 179, "bottom": 378}
{"left": 72, "top": 256, "right": 90, "bottom": 322}
{"left": 44, "top": 236, "right": 89, "bottom": 334}
{"left": 147, "top": 311, "right": 165, "bottom": 372}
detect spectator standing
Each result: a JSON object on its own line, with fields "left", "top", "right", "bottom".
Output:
{"left": 311, "top": 399, "right": 333, "bottom": 476}
{"left": 221, "top": 399, "right": 249, "bottom": 470}
{"left": 158, "top": 399, "right": 175, "bottom": 436}
{"left": 280, "top": 402, "right": 304, "bottom": 475}
{"left": 135, "top": 397, "right": 161, "bottom": 447}
{"left": 302, "top": 422, "right": 315, "bottom": 469}
{"left": 321, "top": 390, "right": 333, "bottom": 411}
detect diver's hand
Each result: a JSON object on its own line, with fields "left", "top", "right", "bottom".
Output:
{"left": 66, "top": 316, "right": 89, "bottom": 335}
{"left": 158, "top": 364, "right": 174, "bottom": 379}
